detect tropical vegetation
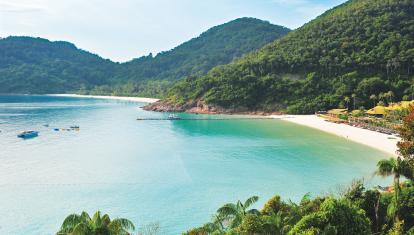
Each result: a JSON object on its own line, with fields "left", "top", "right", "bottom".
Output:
{"left": 0, "top": 18, "right": 290, "bottom": 96}
{"left": 56, "top": 211, "right": 135, "bottom": 235}
{"left": 158, "top": 0, "right": 414, "bottom": 114}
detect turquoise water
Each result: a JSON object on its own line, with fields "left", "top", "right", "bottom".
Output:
{"left": 0, "top": 95, "right": 390, "bottom": 234}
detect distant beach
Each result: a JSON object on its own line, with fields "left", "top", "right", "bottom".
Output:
{"left": 48, "top": 94, "right": 160, "bottom": 103}
{"left": 274, "top": 115, "right": 399, "bottom": 156}
{"left": 48, "top": 94, "right": 400, "bottom": 156}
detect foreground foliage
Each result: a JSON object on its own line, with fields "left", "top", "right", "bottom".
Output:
{"left": 57, "top": 211, "right": 135, "bottom": 235}
{"left": 184, "top": 182, "right": 414, "bottom": 235}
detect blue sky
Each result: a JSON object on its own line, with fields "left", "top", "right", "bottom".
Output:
{"left": 0, "top": 0, "right": 346, "bottom": 62}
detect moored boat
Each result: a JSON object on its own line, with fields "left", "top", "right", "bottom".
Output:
{"left": 17, "top": 131, "right": 39, "bottom": 139}
{"left": 168, "top": 114, "right": 181, "bottom": 120}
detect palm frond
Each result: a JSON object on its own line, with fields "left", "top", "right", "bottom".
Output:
{"left": 102, "top": 214, "right": 111, "bottom": 226}
{"left": 247, "top": 208, "right": 260, "bottom": 215}
{"left": 80, "top": 211, "right": 91, "bottom": 221}
{"left": 230, "top": 214, "right": 243, "bottom": 228}
{"left": 110, "top": 218, "right": 135, "bottom": 232}
{"left": 376, "top": 158, "right": 395, "bottom": 177}
{"left": 301, "top": 193, "right": 311, "bottom": 204}
{"left": 244, "top": 196, "right": 259, "bottom": 209}
{"left": 59, "top": 214, "right": 84, "bottom": 233}
{"left": 217, "top": 203, "right": 238, "bottom": 217}
{"left": 71, "top": 222, "right": 91, "bottom": 235}
{"left": 92, "top": 211, "right": 101, "bottom": 222}
{"left": 387, "top": 198, "right": 397, "bottom": 219}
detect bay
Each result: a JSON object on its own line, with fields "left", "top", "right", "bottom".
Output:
{"left": 0, "top": 95, "right": 389, "bottom": 234}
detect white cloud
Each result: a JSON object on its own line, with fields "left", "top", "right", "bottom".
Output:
{"left": 271, "top": 0, "right": 309, "bottom": 6}
{"left": 0, "top": 1, "right": 48, "bottom": 13}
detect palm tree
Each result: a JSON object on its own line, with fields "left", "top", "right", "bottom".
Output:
{"left": 387, "top": 91, "right": 395, "bottom": 104}
{"left": 344, "top": 96, "right": 350, "bottom": 111}
{"left": 57, "top": 211, "right": 135, "bottom": 235}
{"left": 204, "top": 214, "right": 226, "bottom": 233}
{"left": 379, "top": 92, "right": 385, "bottom": 104}
{"left": 376, "top": 157, "right": 412, "bottom": 221}
{"left": 352, "top": 94, "right": 357, "bottom": 110}
{"left": 369, "top": 94, "right": 377, "bottom": 108}
{"left": 262, "top": 211, "right": 286, "bottom": 235}
{"left": 217, "top": 196, "right": 260, "bottom": 228}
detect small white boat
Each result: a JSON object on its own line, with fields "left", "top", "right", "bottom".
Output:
{"left": 168, "top": 114, "right": 181, "bottom": 120}
{"left": 17, "top": 131, "right": 39, "bottom": 139}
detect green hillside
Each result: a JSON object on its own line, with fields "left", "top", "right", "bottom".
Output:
{"left": 93, "top": 18, "right": 290, "bottom": 97}
{"left": 0, "top": 36, "right": 117, "bottom": 94}
{"left": 157, "top": 0, "right": 414, "bottom": 114}
{"left": 0, "top": 18, "right": 290, "bottom": 96}
{"left": 120, "top": 18, "right": 290, "bottom": 81}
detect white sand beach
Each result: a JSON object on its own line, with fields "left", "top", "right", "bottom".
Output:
{"left": 48, "top": 94, "right": 160, "bottom": 103}
{"left": 273, "top": 115, "right": 400, "bottom": 156}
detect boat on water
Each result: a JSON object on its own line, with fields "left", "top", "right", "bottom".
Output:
{"left": 17, "top": 131, "right": 39, "bottom": 139}
{"left": 168, "top": 114, "right": 181, "bottom": 120}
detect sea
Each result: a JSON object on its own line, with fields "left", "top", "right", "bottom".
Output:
{"left": 0, "top": 95, "right": 390, "bottom": 234}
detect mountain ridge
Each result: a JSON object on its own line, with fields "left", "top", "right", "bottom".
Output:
{"left": 147, "top": 0, "right": 414, "bottom": 114}
{"left": 0, "top": 18, "right": 291, "bottom": 95}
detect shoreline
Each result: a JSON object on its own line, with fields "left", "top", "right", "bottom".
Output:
{"left": 274, "top": 115, "right": 399, "bottom": 156}
{"left": 48, "top": 94, "right": 160, "bottom": 103}
{"left": 48, "top": 95, "right": 399, "bottom": 155}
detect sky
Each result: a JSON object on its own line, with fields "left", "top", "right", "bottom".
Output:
{"left": 0, "top": 0, "right": 346, "bottom": 62}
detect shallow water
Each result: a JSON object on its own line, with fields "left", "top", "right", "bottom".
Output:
{"left": 0, "top": 95, "right": 390, "bottom": 234}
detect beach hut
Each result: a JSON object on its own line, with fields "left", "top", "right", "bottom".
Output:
{"left": 398, "top": 100, "right": 414, "bottom": 109}
{"left": 327, "top": 109, "right": 348, "bottom": 116}
{"left": 366, "top": 106, "right": 387, "bottom": 116}
{"left": 326, "top": 109, "right": 348, "bottom": 122}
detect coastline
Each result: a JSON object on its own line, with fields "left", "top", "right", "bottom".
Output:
{"left": 48, "top": 94, "right": 160, "bottom": 103}
{"left": 48, "top": 95, "right": 399, "bottom": 155}
{"left": 274, "top": 115, "right": 399, "bottom": 156}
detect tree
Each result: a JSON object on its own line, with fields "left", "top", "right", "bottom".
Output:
{"left": 203, "top": 214, "right": 226, "bottom": 234}
{"left": 402, "top": 95, "right": 409, "bottom": 101}
{"left": 352, "top": 94, "right": 357, "bottom": 110}
{"left": 217, "top": 196, "right": 260, "bottom": 228}
{"left": 261, "top": 211, "right": 288, "bottom": 235}
{"left": 376, "top": 158, "right": 412, "bottom": 221}
{"left": 397, "top": 105, "right": 414, "bottom": 168}
{"left": 57, "top": 211, "right": 135, "bottom": 235}
{"left": 387, "top": 91, "right": 395, "bottom": 104}
{"left": 237, "top": 214, "right": 265, "bottom": 234}
{"left": 369, "top": 94, "right": 377, "bottom": 108}
{"left": 344, "top": 96, "right": 351, "bottom": 110}
{"left": 290, "top": 198, "right": 371, "bottom": 235}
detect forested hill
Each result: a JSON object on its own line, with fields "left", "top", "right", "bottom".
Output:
{"left": 0, "top": 18, "right": 290, "bottom": 95}
{"left": 0, "top": 36, "right": 117, "bottom": 94}
{"left": 117, "top": 18, "right": 290, "bottom": 82}
{"left": 153, "top": 0, "right": 414, "bottom": 114}
{"left": 96, "top": 18, "right": 290, "bottom": 97}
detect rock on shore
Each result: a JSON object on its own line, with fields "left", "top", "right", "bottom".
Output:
{"left": 143, "top": 100, "right": 282, "bottom": 115}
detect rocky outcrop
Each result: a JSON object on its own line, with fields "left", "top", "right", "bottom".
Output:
{"left": 143, "top": 100, "right": 283, "bottom": 115}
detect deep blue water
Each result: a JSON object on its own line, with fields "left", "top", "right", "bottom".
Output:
{"left": 0, "top": 95, "right": 389, "bottom": 234}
